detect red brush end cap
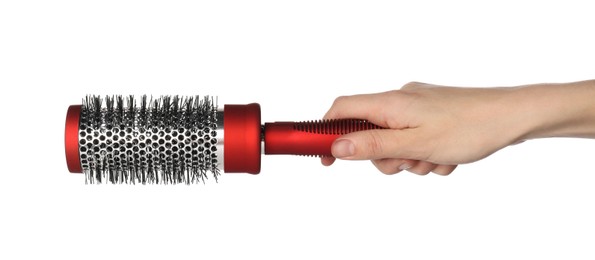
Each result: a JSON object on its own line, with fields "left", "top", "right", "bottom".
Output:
{"left": 65, "top": 105, "right": 82, "bottom": 173}
{"left": 223, "top": 103, "right": 262, "bottom": 174}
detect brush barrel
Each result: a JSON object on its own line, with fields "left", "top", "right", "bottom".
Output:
{"left": 64, "top": 96, "right": 222, "bottom": 184}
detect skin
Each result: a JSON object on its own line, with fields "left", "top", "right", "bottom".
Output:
{"left": 321, "top": 80, "right": 595, "bottom": 175}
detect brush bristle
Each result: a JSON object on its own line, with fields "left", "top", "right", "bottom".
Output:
{"left": 78, "top": 95, "right": 220, "bottom": 184}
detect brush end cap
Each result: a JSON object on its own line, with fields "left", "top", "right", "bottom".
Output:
{"left": 65, "top": 105, "right": 82, "bottom": 173}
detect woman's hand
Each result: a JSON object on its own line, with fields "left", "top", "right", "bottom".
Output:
{"left": 321, "top": 80, "right": 595, "bottom": 175}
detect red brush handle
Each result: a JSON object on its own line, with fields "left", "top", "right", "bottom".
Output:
{"left": 264, "top": 119, "right": 382, "bottom": 156}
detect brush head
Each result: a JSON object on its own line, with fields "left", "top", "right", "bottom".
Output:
{"left": 66, "top": 95, "right": 221, "bottom": 184}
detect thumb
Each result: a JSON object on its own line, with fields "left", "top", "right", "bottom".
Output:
{"left": 331, "top": 129, "right": 422, "bottom": 161}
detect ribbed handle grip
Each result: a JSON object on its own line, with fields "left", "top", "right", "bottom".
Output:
{"left": 264, "top": 119, "right": 382, "bottom": 157}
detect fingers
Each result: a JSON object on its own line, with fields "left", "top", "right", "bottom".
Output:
{"left": 324, "top": 82, "right": 433, "bottom": 121}
{"left": 324, "top": 82, "right": 433, "bottom": 122}
{"left": 331, "top": 129, "right": 422, "bottom": 161}
{"left": 371, "top": 159, "right": 458, "bottom": 176}
{"left": 320, "top": 156, "right": 336, "bottom": 166}
{"left": 371, "top": 158, "right": 416, "bottom": 174}
{"left": 323, "top": 93, "right": 381, "bottom": 120}
{"left": 432, "top": 164, "right": 457, "bottom": 175}
{"left": 324, "top": 156, "right": 458, "bottom": 175}
{"left": 406, "top": 161, "right": 436, "bottom": 175}
{"left": 323, "top": 92, "right": 396, "bottom": 126}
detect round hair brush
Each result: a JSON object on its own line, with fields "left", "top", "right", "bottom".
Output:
{"left": 65, "top": 95, "right": 380, "bottom": 184}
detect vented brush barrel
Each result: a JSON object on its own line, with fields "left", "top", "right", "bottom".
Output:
{"left": 65, "top": 96, "right": 224, "bottom": 184}
{"left": 65, "top": 95, "right": 380, "bottom": 184}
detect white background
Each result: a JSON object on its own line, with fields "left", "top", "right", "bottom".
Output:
{"left": 1, "top": 0, "right": 594, "bottom": 259}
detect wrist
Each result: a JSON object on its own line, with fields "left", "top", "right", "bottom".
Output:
{"left": 514, "top": 80, "right": 595, "bottom": 140}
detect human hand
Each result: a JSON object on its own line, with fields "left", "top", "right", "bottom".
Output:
{"left": 321, "top": 82, "right": 531, "bottom": 175}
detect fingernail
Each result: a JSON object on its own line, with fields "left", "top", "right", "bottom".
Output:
{"left": 333, "top": 139, "right": 355, "bottom": 158}
{"left": 398, "top": 163, "right": 412, "bottom": 171}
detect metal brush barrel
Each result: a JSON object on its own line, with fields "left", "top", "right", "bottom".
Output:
{"left": 69, "top": 95, "right": 223, "bottom": 184}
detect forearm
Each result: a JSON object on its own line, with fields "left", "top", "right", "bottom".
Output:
{"left": 516, "top": 80, "right": 595, "bottom": 140}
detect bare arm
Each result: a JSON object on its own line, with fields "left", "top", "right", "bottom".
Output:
{"left": 321, "top": 80, "right": 595, "bottom": 175}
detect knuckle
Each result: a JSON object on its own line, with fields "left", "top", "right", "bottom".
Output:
{"left": 326, "top": 96, "right": 350, "bottom": 119}
{"left": 402, "top": 81, "right": 424, "bottom": 90}
{"left": 408, "top": 161, "right": 435, "bottom": 175}
{"left": 372, "top": 160, "right": 399, "bottom": 175}
{"left": 332, "top": 95, "right": 349, "bottom": 107}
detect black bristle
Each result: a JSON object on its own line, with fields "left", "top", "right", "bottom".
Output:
{"left": 126, "top": 95, "right": 135, "bottom": 127}
{"left": 138, "top": 95, "right": 148, "bottom": 128}
{"left": 79, "top": 95, "right": 220, "bottom": 185}
{"left": 116, "top": 96, "right": 124, "bottom": 127}
{"left": 105, "top": 96, "right": 114, "bottom": 129}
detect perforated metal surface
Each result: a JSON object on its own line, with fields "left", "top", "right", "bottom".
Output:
{"left": 78, "top": 95, "right": 220, "bottom": 184}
